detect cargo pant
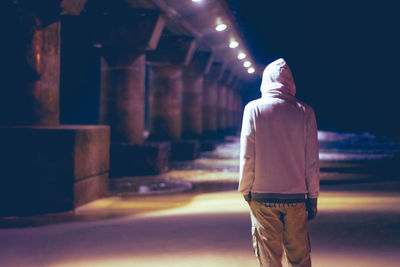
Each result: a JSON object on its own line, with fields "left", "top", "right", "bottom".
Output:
{"left": 249, "top": 201, "right": 311, "bottom": 267}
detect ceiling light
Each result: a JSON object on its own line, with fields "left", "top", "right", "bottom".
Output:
{"left": 237, "top": 52, "right": 246, "bottom": 60}
{"left": 216, "top": 23, "right": 227, "bottom": 32}
{"left": 243, "top": 61, "right": 251, "bottom": 67}
{"left": 229, "top": 40, "right": 239, "bottom": 48}
{"left": 192, "top": 0, "right": 202, "bottom": 2}
{"left": 248, "top": 67, "right": 255, "bottom": 74}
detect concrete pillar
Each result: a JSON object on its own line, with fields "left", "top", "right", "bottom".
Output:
{"left": 182, "top": 70, "right": 203, "bottom": 137}
{"left": 96, "top": 8, "right": 170, "bottom": 177}
{"left": 99, "top": 9, "right": 164, "bottom": 145}
{"left": 239, "top": 93, "right": 243, "bottom": 127}
{"left": 237, "top": 88, "right": 244, "bottom": 130}
{"left": 232, "top": 91, "right": 237, "bottom": 130}
{"left": 0, "top": 1, "right": 110, "bottom": 216}
{"left": 147, "top": 35, "right": 197, "bottom": 141}
{"left": 217, "top": 84, "right": 227, "bottom": 132}
{"left": 147, "top": 34, "right": 201, "bottom": 160}
{"left": 217, "top": 69, "right": 232, "bottom": 132}
{"left": 233, "top": 90, "right": 241, "bottom": 130}
{"left": 148, "top": 65, "right": 184, "bottom": 140}
{"left": 101, "top": 54, "right": 146, "bottom": 144}
{"left": 226, "top": 87, "right": 234, "bottom": 131}
{"left": 1, "top": 17, "right": 60, "bottom": 126}
{"left": 226, "top": 76, "right": 238, "bottom": 132}
{"left": 182, "top": 51, "right": 213, "bottom": 138}
{"left": 203, "top": 62, "right": 225, "bottom": 138}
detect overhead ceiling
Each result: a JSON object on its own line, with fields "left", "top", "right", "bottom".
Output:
{"left": 125, "top": 0, "right": 259, "bottom": 80}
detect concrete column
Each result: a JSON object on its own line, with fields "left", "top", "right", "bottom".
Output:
{"left": 1, "top": 18, "right": 60, "bottom": 126}
{"left": 149, "top": 65, "right": 184, "bottom": 140}
{"left": 182, "top": 51, "right": 213, "bottom": 138}
{"left": 217, "top": 69, "right": 232, "bottom": 132}
{"left": 217, "top": 83, "right": 227, "bottom": 132}
{"left": 233, "top": 90, "right": 241, "bottom": 130}
{"left": 203, "top": 62, "right": 225, "bottom": 138}
{"left": 147, "top": 35, "right": 197, "bottom": 141}
{"left": 203, "top": 78, "right": 218, "bottom": 134}
{"left": 96, "top": 8, "right": 170, "bottom": 177}
{"left": 147, "top": 34, "right": 201, "bottom": 160}
{"left": 226, "top": 87, "right": 234, "bottom": 131}
{"left": 100, "top": 54, "right": 146, "bottom": 144}
{"left": 237, "top": 90, "right": 244, "bottom": 129}
{"left": 182, "top": 71, "right": 203, "bottom": 137}
{"left": 239, "top": 93, "right": 243, "bottom": 127}
{"left": 226, "top": 76, "right": 238, "bottom": 132}
{"left": 98, "top": 9, "right": 164, "bottom": 145}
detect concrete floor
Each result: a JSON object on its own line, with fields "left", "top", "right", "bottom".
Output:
{"left": 1, "top": 138, "right": 400, "bottom": 267}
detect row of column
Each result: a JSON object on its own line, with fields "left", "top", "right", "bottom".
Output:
{"left": 1, "top": 3, "right": 244, "bottom": 155}
{"left": 148, "top": 57, "right": 243, "bottom": 142}
{"left": 98, "top": 11, "right": 244, "bottom": 146}
{"left": 0, "top": 1, "right": 245, "bottom": 215}
{"left": 101, "top": 55, "right": 243, "bottom": 145}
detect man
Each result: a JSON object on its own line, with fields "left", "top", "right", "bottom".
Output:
{"left": 239, "top": 58, "right": 319, "bottom": 267}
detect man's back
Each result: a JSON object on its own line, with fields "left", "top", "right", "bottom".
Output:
{"left": 239, "top": 58, "right": 319, "bottom": 200}
{"left": 246, "top": 94, "right": 313, "bottom": 195}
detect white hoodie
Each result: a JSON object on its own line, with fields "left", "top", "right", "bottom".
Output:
{"left": 239, "top": 58, "right": 320, "bottom": 200}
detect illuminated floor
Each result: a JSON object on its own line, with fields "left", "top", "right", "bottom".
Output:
{"left": 0, "top": 138, "right": 399, "bottom": 266}
{"left": 0, "top": 189, "right": 400, "bottom": 267}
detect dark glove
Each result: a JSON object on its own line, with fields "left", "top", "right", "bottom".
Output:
{"left": 306, "top": 198, "right": 318, "bottom": 220}
{"left": 243, "top": 192, "right": 251, "bottom": 202}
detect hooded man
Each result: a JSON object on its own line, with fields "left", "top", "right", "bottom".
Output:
{"left": 239, "top": 58, "right": 319, "bottom": 267}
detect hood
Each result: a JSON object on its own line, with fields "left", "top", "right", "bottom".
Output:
{"left": 260, "top": 58, "right": 296, "bottom": 96}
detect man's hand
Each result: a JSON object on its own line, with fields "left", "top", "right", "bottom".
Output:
{"left": 243, "top": 192, "right": 251, "bottom": 202}
{"left": 306, "top": 198, "right": 318, "bottom": 220}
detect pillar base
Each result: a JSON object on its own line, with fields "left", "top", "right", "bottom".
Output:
{"left": 0, "top": 125, "right": 110, "bottom": 216}
{"left": 110, "top": 142, "right": 170, "bottom": 177}
{"left": 171, "top": 140, "right": 200, "bottom": 161}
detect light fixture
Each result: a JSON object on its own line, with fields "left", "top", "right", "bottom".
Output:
{"left": 237, "top": 52, "right": 246, "bottom": 60}
{"left": 229, "top": 40, "right": 239, "bottom": 48}
{"left": 216, "top": 23, "right": 227, "bottom": 32}
{"left": 192, "top": 0, "right": 202, "bottom": 2}
{"left": 243, "top": 61, "right": 251, "bottom": 67}
{"left": 247, "top": 67, "right": 255, "bottom": 74}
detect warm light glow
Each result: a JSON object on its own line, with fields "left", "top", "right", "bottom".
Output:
{"left": 243, "top": 61, "right": 251, "bottom": 67}
{"left": 237, "top": 52, "right": 246, "bottom": 60}
{"left": 229, "top": 40, "right": 239, "bottom": 48}
{"left": 216, "top": 23, "right": 227, "bottom": 31}
{"left": 247, "top": 67, "right": 255, "bottom": 74}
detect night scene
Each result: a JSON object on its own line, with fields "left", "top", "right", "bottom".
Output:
{"left": 1, "top": 0, "right": 399, "bottom": 266}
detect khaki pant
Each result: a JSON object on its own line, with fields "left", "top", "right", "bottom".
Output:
{"left": 249, "top": 201, "right": 311, "bottom": 267}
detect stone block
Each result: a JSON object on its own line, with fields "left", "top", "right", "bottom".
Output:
{"left": 0, "top": 125, "right": 110, "bottom": 216}
{"left": 110, "top": 142, "right": 170, "bottom": 177}
{"left": 74, "top": 173, "right": 109, "bottom": 207}
{"left": 171, "top": 140, "right": 200, "bottom": 161}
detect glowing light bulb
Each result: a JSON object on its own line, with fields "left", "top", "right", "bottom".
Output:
{"left": 237, "top": 52, "right": 246, "bottom": 60}
{"left": 243, "top": 61, "right": 251, "bottom": 67}
{"left": 229, "top": 40, "right": 239, "bottom": 48}
{"left": 248, "top": 67, "right": 255, "bottom": 74}
{"left": 216, "top": 23, "right": 227, "bottom": 32}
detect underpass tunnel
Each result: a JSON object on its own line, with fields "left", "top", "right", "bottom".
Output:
{"left": 0, "top": 0, "right": 261, "bottom": 216}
